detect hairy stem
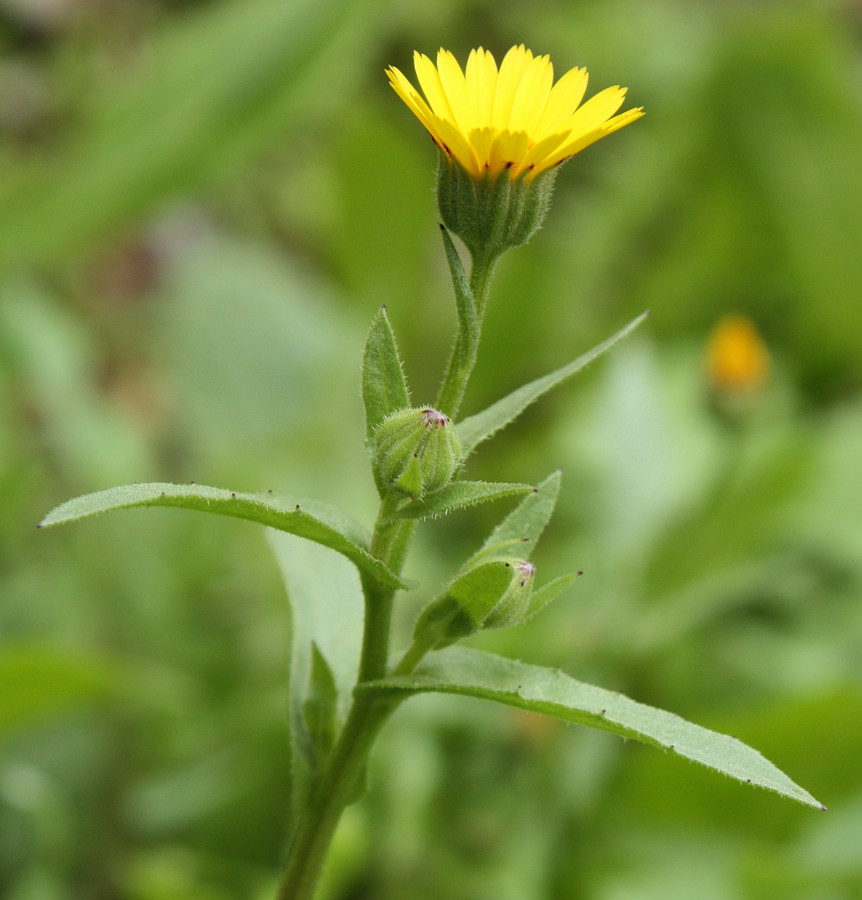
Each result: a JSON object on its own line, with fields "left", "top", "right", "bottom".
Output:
{"left": 278, "top": 251, "right": 494, "bottom": 898}
{"left": 435, "top": 251, "right": 497, "bottom": 420}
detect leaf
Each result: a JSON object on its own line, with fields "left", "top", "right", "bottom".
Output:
{"left": 391, "top": 481, "right": 534, "bottom": 521}
{"left": 457, "top": 311, "right": 649, "bottom": 457}
{"left": 524, "top": 571, "right": 583, "bottom": 622}
{"left": 441, "top": 226, "right": 479, "bottom": 352}
{"left": 435, "top": 227, "right": 480, "bottom": 418}
{"left": 360, "top": 647, "right": 825, "bottom": 810}
{"left": 476, "top": 471, "right": 562, "bottom": 560}
{"left": 301, "top": 643, "right": 340, "bottom": 767}
{"left": 267, "top": 532, "right": 364, "bottom": 834}
{"left": 40, "top": 482, "right": 408, "bottom": 590}
{"left": 362, "top": 306, "right": 410, "bottom": 442}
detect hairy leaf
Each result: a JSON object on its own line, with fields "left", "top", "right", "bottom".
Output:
{"left": 457, "top": 311, "right": 649, "bottom": 457}
{"left": 360, "top": 647, "right": 824, "bottom": 810}
{"left": 475, "top": 471, "right": 561, "bottom": 561}
{"left": 40, "top": 482, "right": 407, "bottom": 590}
{"left": 391, "top": 481, "right": 534, "bottom": 521}
{"left": 362, "top": 306, "right": 410, "bottom": 442}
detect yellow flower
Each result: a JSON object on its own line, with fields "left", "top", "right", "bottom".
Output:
{"left": 386, "top": 45, "right": 644, "bottom": 180}
{"left": 705, "top": 315, "right": 770, "bottom": 393}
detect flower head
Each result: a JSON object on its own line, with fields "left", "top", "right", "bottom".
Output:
{"left": 386, "top": 45, "right": 643, "bottom": 180}
{"left": 706, "top": 315, "right": 770, "bottom": 394}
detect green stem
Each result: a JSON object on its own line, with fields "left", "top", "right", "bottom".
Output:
{"left": 277, "top": 249, "right": 497, "bottom": 899}
{"left": 435, "top": 252, "right": 497, "bottom": 420}
{"left": 276, "top": 695, "right": 397, "bottom": 900}
{"left": 276, "top": 496, "right": 411, "bottom": 898}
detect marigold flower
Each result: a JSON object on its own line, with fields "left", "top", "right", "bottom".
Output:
{"left": 386, "top": 45, "right": 644, "bottom": 180}
{"left": 706, "top": 315, "right": 770, "bottom": 393}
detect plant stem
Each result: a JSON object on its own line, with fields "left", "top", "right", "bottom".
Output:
{"left": 435, "top": 251, "right": 497, "bottom": 420}
{"left": 276, "top": 695, "right": 397, "bottom": 900}
{"left": 276, "top": 497, "right": 410, "bottom": 898}
{"left": 278, "top": 251, "right": 495, "bottom": 898}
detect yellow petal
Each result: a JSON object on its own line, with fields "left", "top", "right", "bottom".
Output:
{"left": 488, "top": 129, "right": 530, "bottom": 173}
{"left": 492, "top": 45, "right": 534, "bottom": 131}
{"left": 560, "top": 85, "right": 627, "bottom": 137}
{"left": 414, "top": 51, "right": 456, "bottom": 122}
{"left": 386, "top": 66, "right": 436, "bottom": 134}
{"left": 465, "top": 47, "right": 498, "bottom": 125}
{"left": 433, "top": 114, "right": 482, "bottom": 177}
{"left": 508, "top": 54, "right": 554, "bottom": 134}
{"left": 532, "top": 65, "right": 588, "bottom": 141}
{"left": 436, "top": 48, "right": 472, "bottom": 134}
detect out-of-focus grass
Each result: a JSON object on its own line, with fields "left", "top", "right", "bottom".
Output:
{"left": 2, "top": 1, "right": 861, "bottom": 897}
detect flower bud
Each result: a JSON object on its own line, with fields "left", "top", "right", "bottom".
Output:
{"left": 413, "top": 558, "right": 536, "bottom": 649}
{"left": 372, "top": 406, "right": 462, "bottom": 499}
{"left": 437, "top": 157, "right": 557, "bottom": 262}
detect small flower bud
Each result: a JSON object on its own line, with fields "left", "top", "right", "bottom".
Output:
{"left": 372, "top": 406, "right": 462, "bottom": 498}
{"left": 413, "top": 557, "right": 536, "bottom": 649}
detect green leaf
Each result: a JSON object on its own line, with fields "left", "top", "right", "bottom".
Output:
{"left": 391, "top": 480, "right": 534, "bottom": 521}
{"left": 362, "top": 306, "right": 410, "bottom": 442}
{"left": 476, "top": 471, "right": 561, "bottom": 561}
{"left": 301, "top": 643, "right": 340, "bottom": 768}
{"left": 40, "top": 482, "right": 408, "bottom": 590}
{"left": 457, "top": 311, "right": 649, "bottom": 457}
{"left": 524, "top": 571, "right": 583, "bottom": 622}
{"left": 360, "top": 647, "right": 824, "bottom": 810}
{"left": 441, "top": 226, "right": 479, "bottom": 366}
{"left": 435, "top": 227, "right": 480, "bottom": 419}
{"left": 267, "top": 532, "right": 364, "bottom": 834}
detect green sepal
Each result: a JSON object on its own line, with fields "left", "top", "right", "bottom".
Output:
{"left": 362, "top": 305, "right": 410, "bottom": 447}
{"left": 457, "top": 312, "right": 649, "bottom": 458}
{"left": 437, "top": 156, "right": 557, "bottom": 261}
{"left": 301, "top": 643, "right": 339, "bottom": 769}
{"left": 40, "top": 482, "right": 409, "bottom": 590}
{"left": 358, "top": 647, "right": 826, "bottom": 811}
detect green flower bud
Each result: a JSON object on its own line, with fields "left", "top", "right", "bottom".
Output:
{"left": 372, "top": 406, "right": 462, "bottom": 499}
{"left": 436, "top": 156, "right": 557, "bottom": 262}
{"left": 413, "top": 557, "right": 536, "bottom": 649}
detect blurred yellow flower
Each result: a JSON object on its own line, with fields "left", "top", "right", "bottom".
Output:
{"left": 706, "top": 315, "right": 770, "bottom": 393}
{"left": 386, "top": 45, "right": 644, "bottom": 180}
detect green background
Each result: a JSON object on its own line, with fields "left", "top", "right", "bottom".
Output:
{"left": 2, "top": 0, "right": 861, "bottom": 896}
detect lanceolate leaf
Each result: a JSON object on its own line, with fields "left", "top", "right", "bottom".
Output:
{"left": 391, "top": 481, "right": 534, "bottom": 521}
{"left": 524, "top": 571, "right": 582, "bottom": 622}
{"left": 40, "top": 482, "right": 408, "bottom": 590}
{"left": 302, "top": 643, "right": 340, "bottom": 768}
{"left": 360, "top": 647, "right": 825, "bottom": 810}
{"left": 362, "top": 306, "right": 410, "bottom": 441}
{"left": 476, "top": 471, "right": 561, "bottom": 560}
{"left": 457, "top": 311, "right": 649, "bottom": 457}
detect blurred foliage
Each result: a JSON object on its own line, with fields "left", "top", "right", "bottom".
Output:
{"left": 2, "top": 0, "right": 862, "bottom": 896}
